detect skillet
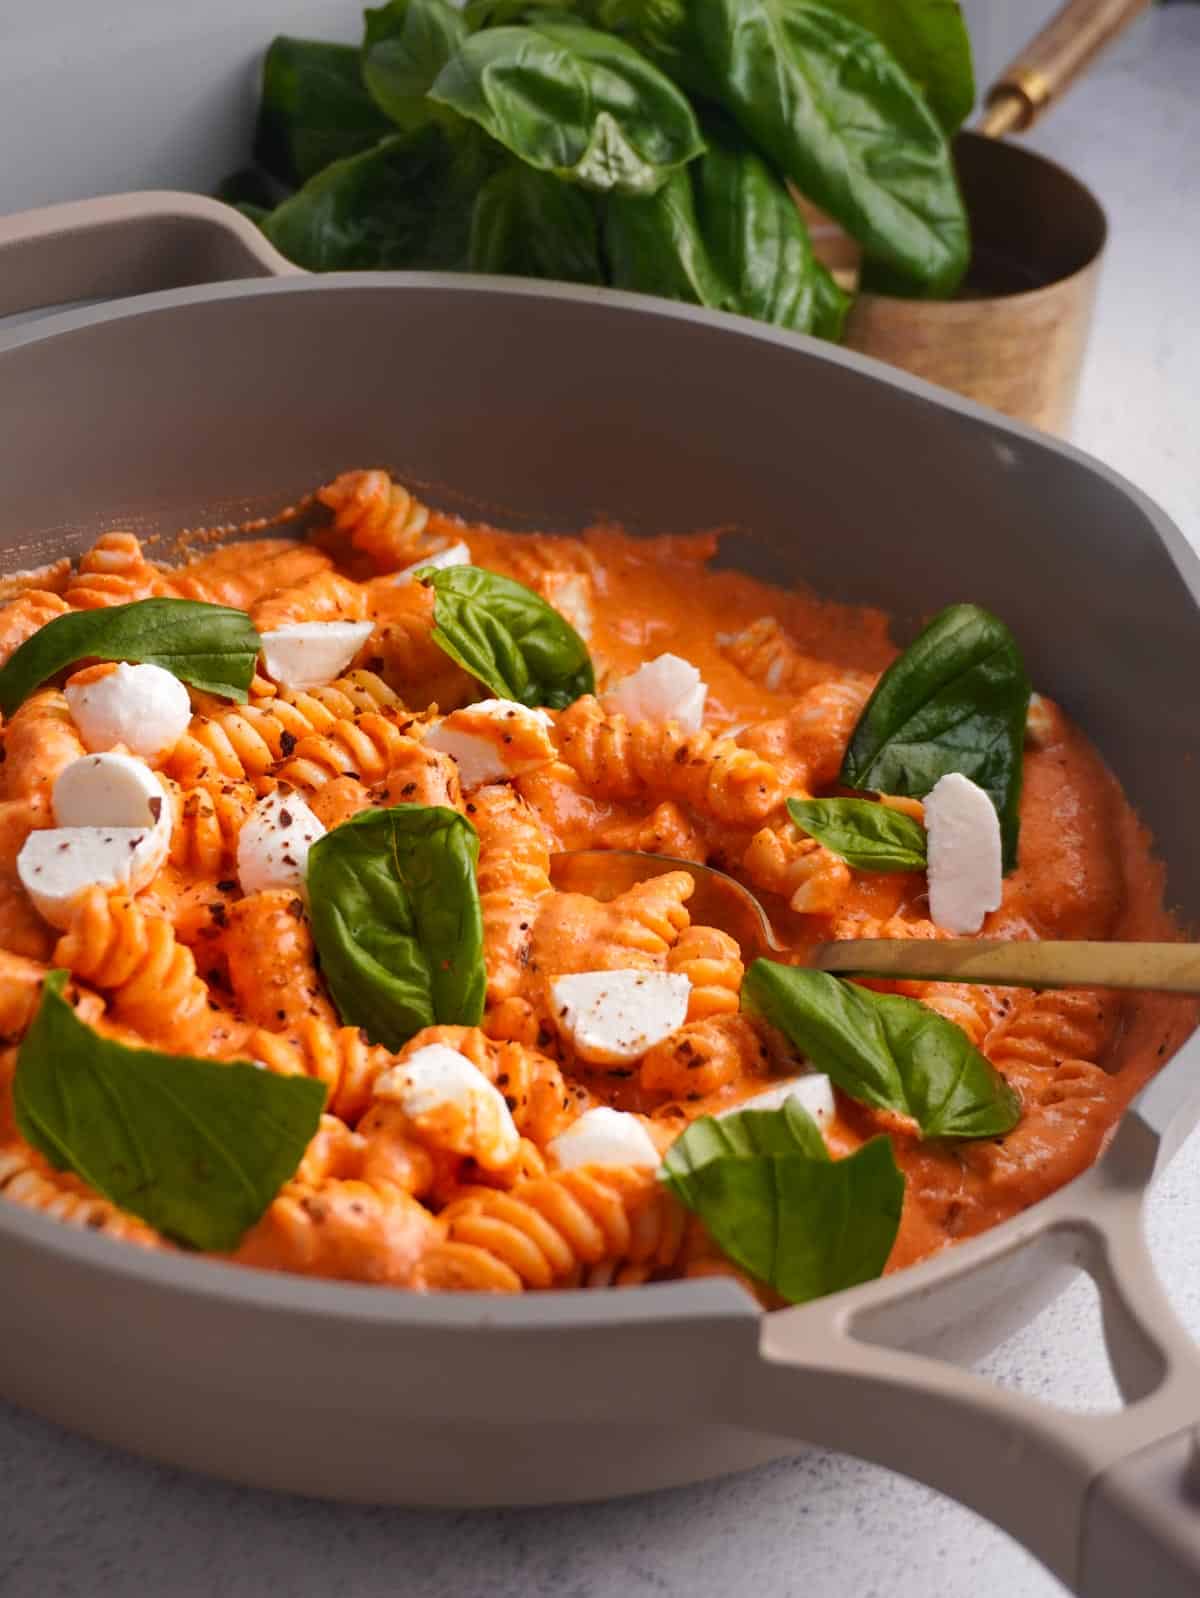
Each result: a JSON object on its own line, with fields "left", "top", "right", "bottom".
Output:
{"left": 1, "top": 192, "right": 1199, "bottom": 1596}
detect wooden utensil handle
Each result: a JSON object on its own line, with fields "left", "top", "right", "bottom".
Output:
{"left": 979, "top": 0, "right": 1153, "bottom": 136}
{"left": 812, "top": 939, "right": 1200, "bottom": 995}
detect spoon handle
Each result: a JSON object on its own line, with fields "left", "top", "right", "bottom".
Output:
{"left": 811, "top": 939, "right": 1200, "bottom": 995}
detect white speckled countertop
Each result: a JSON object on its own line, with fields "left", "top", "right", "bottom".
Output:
{"left": 1, "top": 8, "right": 1199, "bottom": 1596}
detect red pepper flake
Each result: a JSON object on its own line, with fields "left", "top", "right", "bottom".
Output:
{"left": 148, "top": 797, "right": 163, "bottom": 822}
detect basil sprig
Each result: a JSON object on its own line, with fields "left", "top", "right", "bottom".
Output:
{"left": 839, "top": 603, "right": 1031, "bottom": 872}
{"left": 430, "top": 16, "right": 705, "bottom": 195}
{"left": 12, "top": 972, "right": 325, "bottom": 1251}
{"left": 306, "top": 805, "right": 486, "bottom": 1051}
{"left": 364, "top": 0, "right": 470, "bottom": 131}
{"left": 0, "top": 598, "right": 261, "bottom": 714}
{"left": 742, "top": 961, "right": 1021, "bottom": 1140}
{"left": 254, "top": 36, "right": 394, "bottom": 187}
{"left": 638, "top": 0, "right": 969, "bottom": 297}
{"left": 422, "top": 564, "right": 595, "bottom": 709}
{"left": 788, "top": 796, "right": 927, "bottom": 873}
{"left": 662, "top": 1099, "right": 903, "bottom": 1303}
{"left": 820, "top": 0, "right": 975, "bottom": 136}
{"left": 606, "top": 112, "right": 849, "bottom": 337}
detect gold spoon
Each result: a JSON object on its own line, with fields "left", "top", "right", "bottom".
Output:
{"left": 548, "top": 850, "right": 1200, "bottom": 996}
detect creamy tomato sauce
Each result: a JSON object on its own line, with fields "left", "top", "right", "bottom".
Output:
{"left": 0, "top": 470, "right": 1191, "bottom": 1294}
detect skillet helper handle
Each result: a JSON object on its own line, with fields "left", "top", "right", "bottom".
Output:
{"left": 980, "top": 0, "right": 1153, "bottom": 136}
{"left": 0, "top": 191, "right": 299, "bottom": 320}
{"left": 748, "top": 1104, "right": 1200, "bottom": 1595}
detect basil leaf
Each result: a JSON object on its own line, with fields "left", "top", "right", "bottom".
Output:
{"left": 12, "top": 971, "right": 325, "bottom": 1251}
{"left": 254, "top": 37, "right": 394, "bottom": 187}
{"left": 606, "top": 116, "right": 838, "bottom": 337}
{"left": 675, "top": 0, "right": 969, "bottom": 297}
{"left": 819, "top": 0, "right": 975, "bottom": 135}
{"left": 662, "top": 1100, "right": 903, "bottom": 1302}
{"left": 429, "top": 18, "right": 704, "bottom": 195}
{"left": 261, "top": 126, "right": 492, "bottom": 271}
{"left": 605, "top": 167, "right": 729, "bottom": 308}
{"left": 743, "top": 961, "right": 1021, "bottom": 1140}
{"left": 306, "top": 805, "right": 486, "bottom": 1051}
{"left": 363, "top": 0, "right": 469, "bottom": 130}
{"left": 422, "top": 565, "right": 595, "bottom": 709}
{"left": 0, "top": 598, "right": 260, "bottom": 714}
{"left": 788, "top": 797, "right": 927, "bottom": 873}
{"left": 839, "top": 603, "right": 1030, "bottom": 872}
{"left": 811, "top": 255, "right": 852, "bottom": 342}
{"left": 469, "top": 162, "right": 605, "bottom": 283}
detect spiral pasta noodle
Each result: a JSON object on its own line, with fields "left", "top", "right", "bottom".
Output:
{"left": 0, "top": 1143, "right": 163, "bottom": 1247}
{"left": 0, "top": 591, "right": 70, "bottom": 668}
{"left": 667, "top": 925, "right": 744, "bottom": 1020}
{"left": 63, "top": 532, "right": 163, "bottom": 610}
{"left": 54, "top": 888, "right": 211, "bottom": 1047}
{"left": 415, "top": 1166, "right": 686, "bottom": 1292}
{"left": 317, "top": 469, "right": 432, "bottom": 570}
{"left": 471, "top": 784, "right": 553, "bottom": 1003}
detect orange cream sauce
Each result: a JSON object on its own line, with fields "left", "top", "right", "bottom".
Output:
{"left": 443, "top": 519, "right": 1194, "bottom": 1271}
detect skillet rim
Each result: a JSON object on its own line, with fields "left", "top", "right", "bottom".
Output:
{"left": 1, "top": 269, "right": 1197, "bottom": 1330}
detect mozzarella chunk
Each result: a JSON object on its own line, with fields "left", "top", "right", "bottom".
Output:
{"left": 424, "top": 699, "right": 555, "bottom": 790}
{"left": 550, "top": 969, "right": 691, "bottom": 1065}
{"left": 64, "top": 662, "right": 191, "bottom": 763}
{"left": 53, "top": 751, "right": 170, "bottom": 832}
{"left": 260, "top": 620, "right": 375, "bottom": 690}
{"left": 392, "top": 541, "right": 471, "bottom": 584}
{"left": 720, "top": 1074, "right": 836, "bottom": 1132}
{"left": 604, "top": 653, "right": 707, "bottom": 732}
{"left": 547, "top": 1107, "right": 661, "bottom": 1171}
{"left": 373, "top": 1043, "right": 520, "bottom": 1171}
{"left": 538, "top": 571, "right": 594, "bottom": 642}
{"left": 18, "top": 825, "right": 168, "bottom": 928}
{"left": 236, "top": 788, "right": 325, "bottom": 896}
{"left": 924, "top": 772, "right": 1003, "bottom": 935}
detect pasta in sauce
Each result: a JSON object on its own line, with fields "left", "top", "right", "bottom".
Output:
{"left": 0, "top": 469, "right": 1191, "bottom": 1298}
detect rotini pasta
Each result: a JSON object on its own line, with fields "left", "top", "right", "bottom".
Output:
{"left": 0, "top": 474, "right": 1184, "bottom": 1307}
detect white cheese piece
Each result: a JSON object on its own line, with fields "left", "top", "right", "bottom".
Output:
{"left": 392, "top": 541, "right": 472, "bottom": 584}
{"left": 603, "top": 653, "right": 707, "bottom": 732}
{"left": 538, "top": 571, "right": 594, "bottom": 642}
{"left": 18, "top": 825, "right": 168, "bottom": 928}
{"left": 53, "top": 751, "right": 170, "bottom": 832}
{"left": 236, "top": 788, "right": 325, "bottom": 896}
{"left": 64, "top": 662, "right": 191, "bottom": 763}
{"left": 423, "top": 699, "right": 555, "bottom": 790}
{"left": 924, "top": 772, "right": 1003, "bottom": 935}
{"left": 260, "top": 620, "right": 375, "bottom": 690}
{"left": 547, "top": 1106, "right": 662, "bottom": 1171}
{"left": 373, "top": 1042, "right": 520, "bottom": 1171}
{"left": 550, "top": 969, "right": 691, "bottom": 1065}
{"left": 720, "top": 1074, "right": 836, "bottom": 1132}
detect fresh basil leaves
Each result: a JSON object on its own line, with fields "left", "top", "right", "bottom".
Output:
{"left": 0, "top": 598, "right": 261, "bottom": 715}
{"left": 787, "top": 797, "right": 927, "bottom": 873}
{"left": 422, "top": 565, "right": 595, "bottom": 709}
{"left": 819, "top": 0, "right": 975, "bottom": 135}
{"left": 363, "top": 0, "right": 470, "bottom": 131}
{"left": 470, "top": 162, "right": 606, "bottom": 282}
{"left": 12, "top": 972, "right": 325, "bottom": 1251}
{"left": 606, "top": 114, "right": 848, "bottom": 336}
{"left": 261, "top": 126, "right": 491, "bottom": 271}
{"left": 254, "top": 36, "right": 395, "bottom": 188}
{"left": 742, "top": 961, "right": 1021, "bottom": 1140}
{"left": 839, "top": 603, "right": 1031, "bottom": 872}
{"left": 306, "top": 805, "right": 486, "bottom": 1051}
{"left": 662, "top": 1098, "right": 904, "bottom": 1302}
{"left": 661, "top": 0, "right": 969, "bottom": 297}
{"left": 430, "top": 16, "right": 705, "bottom": 195}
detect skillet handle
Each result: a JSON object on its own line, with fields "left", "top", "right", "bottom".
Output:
{"left": 0, "top": 191, "right": 299, "bottom": 320}
{"left": 744, "top": 1106, "right": 1200, "bottom": 1595}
